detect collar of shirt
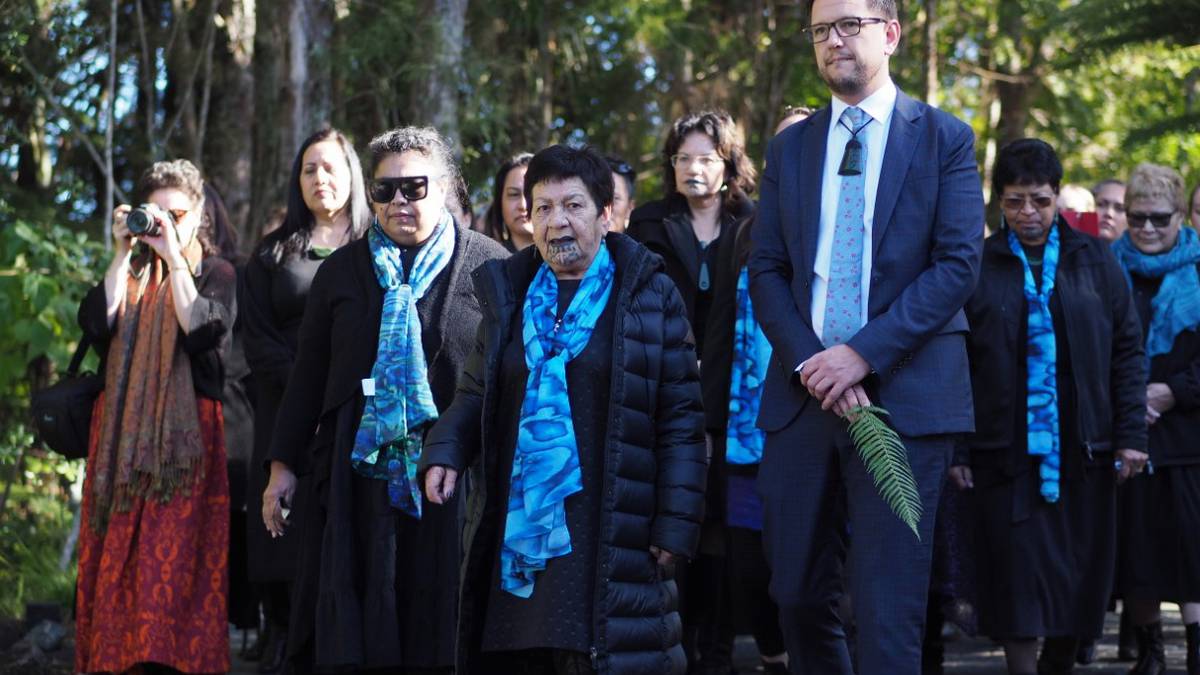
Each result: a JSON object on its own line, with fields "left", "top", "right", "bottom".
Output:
{"left": 830, "top": 77, "right": 898, "bottom": 130}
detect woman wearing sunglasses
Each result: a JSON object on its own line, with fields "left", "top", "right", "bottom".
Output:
{"left": 245, "top": 127, "right": 371, "bottom": 671}
{"left": 264, "top": 126, "right": 507, "bottom": 673}
{"left": 75, "top": 160, "right": 236, "bottom": 673}
{"left": 949, "top": 138, "right": 1149, "bottom": 675}
{"left": 1111, "top": 163, "right": 1200, "bottom": 675}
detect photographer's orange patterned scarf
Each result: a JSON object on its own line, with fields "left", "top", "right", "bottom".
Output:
{"left": 89, "top": 250, "right": 204, "bottom": 533}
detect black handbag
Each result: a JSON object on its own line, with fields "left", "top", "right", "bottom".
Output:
{"left": 30, "top": 336, "right": 103, "bottom": 460}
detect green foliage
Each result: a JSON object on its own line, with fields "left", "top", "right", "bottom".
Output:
{"left": 846, "top": 406, "right": 923, "bottom": 539}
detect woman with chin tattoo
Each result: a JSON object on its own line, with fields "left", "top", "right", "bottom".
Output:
{"left": 421, "top": 144, "right": 706, "bottom": 674}
{"left": 626, "top": 110, "right": 756, "bottom": 674}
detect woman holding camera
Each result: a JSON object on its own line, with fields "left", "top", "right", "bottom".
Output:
{"left": 75, "top": 159, "right": 236, "bottom": 673}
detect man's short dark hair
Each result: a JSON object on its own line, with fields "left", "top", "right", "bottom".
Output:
{"left": 524, "top": 145, "right": 614, "bottom": 213}
{"left": 992, "top": 138, "right": 1063, "bottom": 196}
{"left": 606, "top": 155, "right": 637, "bottom": 201}
{"left": 805, "top": 0, "right": 898, "bottom": 21}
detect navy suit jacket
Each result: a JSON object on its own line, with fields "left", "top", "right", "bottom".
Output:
{"left": 748, "top": 89, "right": 984, "bottom": 438}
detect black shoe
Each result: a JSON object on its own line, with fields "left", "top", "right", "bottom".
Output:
{"left": 761, "top": 661, "right": 789, "bottom": 675}
{"left": 1076, "top": 638, "right": 1096, "bottom": 665}
{"left": 1038, "top": 636, "right": 1078, "bottom": 675}
{"left": 1186, "top": 622, "right": 1199, "bottom": 675}
{"left": 1119, "top": 609, "right": 1138, "bottom": 662}
{"left": 1129, "top": 622, "right": 1167, "bottom": 675}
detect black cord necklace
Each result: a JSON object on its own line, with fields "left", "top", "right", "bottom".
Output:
{"left": 837, "top": 113, "right": 872, "bottom": 177}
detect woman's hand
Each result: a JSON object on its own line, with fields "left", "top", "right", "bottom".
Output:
{"left": 262, "top": 461, "right": 297, "bottom": 538}
{"left": 1146, "top": 383, "right": 1176, "bottom": 421}
{"left": 138, "top": 205, "right": 189, "bottom": 269}
{"left": 1115, "top": 448, "right": 1150, "bottom": 484}
{"left": 424, "top": 466, "right": 458, "bottom": 505}
{"left": 112, "top": 205, "right": 134, "bottom": 256}
{"left": 948, "top": 465, "right": 974, "bottom": 490}
{"left": 650, "top": 545, "right": 677, "bottom": 576}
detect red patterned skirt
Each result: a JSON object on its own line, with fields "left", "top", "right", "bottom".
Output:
{"left": 75, "top": 394, "right": 230, "bottom": 674}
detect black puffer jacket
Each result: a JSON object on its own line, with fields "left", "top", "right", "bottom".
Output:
{"left": 420, "top": 232, "right": 707, "bottom": 675}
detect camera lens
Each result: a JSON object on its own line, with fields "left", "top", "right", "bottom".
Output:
{"left": 126, "top": 207, "right": 161, "bottom": 237}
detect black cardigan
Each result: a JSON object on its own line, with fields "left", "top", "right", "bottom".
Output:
{"left": 1131, "top": 266, "right": 1200, "bottom": 466}
{"left": 961, "top": 223, "right": 1147, "bottom": 464}
{"left": 420, "top": 232, "right": 707, "bottom": 675}
{"left": 78, "top": 254, "right": 237, "bottom": 400}
{"left": 267, "top": 226, "right": 509, "bottom": 473}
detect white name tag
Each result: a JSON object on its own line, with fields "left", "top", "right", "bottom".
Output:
{"left": 361, "top": 378, "right": 376, "bottom": 396}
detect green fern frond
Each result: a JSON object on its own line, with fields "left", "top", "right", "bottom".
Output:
{"left": 846, "top": 406, "right": 923, "bottom": 540}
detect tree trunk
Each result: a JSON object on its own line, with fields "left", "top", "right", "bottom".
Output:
{"left": 421, "top": 0, "right": 467, "bottom": 152}
{"left": 204, "top": 0, "right": 256, "bottom": 249}
{"left": 923, "top": 0, "right": 939, "bottom": 107}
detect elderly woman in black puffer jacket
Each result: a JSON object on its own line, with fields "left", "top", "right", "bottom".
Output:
{"left": 421, "top": 144, "right": 707, "bottom": 675}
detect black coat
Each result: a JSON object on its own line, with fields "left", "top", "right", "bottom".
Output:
{"left": 627, "top": 193, "right": 754, "bottom": 351}
{"left": 1130, "top": 266, "right": 1200, "bottom": 466}
{"left": 420, "top": 232, "right": 708, "bottom": 675}
{"left": 961, "top": 223, "right": 1147, "bottom": 465}
{"left": 267, "top": 225, "right": 508, "bottom": 670}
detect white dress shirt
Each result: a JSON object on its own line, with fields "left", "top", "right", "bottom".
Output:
{"left": 810, "top": 78, "right": 897, "bottom": 343}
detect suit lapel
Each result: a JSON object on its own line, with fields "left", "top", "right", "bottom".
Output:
{"left": 871, "top": 90, "right": 924, "bottom": 256}
{"left": 799, "top": 107, "right": 830, "bottom": 277}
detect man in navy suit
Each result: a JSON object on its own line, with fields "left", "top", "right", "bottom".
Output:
{"left": 748, "top": 0, "right": 984, "bottom": 672}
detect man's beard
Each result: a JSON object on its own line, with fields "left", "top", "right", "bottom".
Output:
{"left": 821, "top": 57, "right": 870, "bottom": 98}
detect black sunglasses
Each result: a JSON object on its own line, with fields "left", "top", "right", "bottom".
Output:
{"left": 369, "top": 176, "right": 429, "bottom": 203}
{"left": 606, "top": 159, "right": 634, "bottom": 177}
{"left": 1128, "top": 211, "right": 1176, "bottom": 229}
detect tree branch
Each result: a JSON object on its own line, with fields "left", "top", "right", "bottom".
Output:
{"left": 17, "top": 52, "right": 130, "bottom": 204}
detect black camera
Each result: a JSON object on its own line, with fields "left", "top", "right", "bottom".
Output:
{"left": 126, "top": 205, "right": 174, "bottom": 237}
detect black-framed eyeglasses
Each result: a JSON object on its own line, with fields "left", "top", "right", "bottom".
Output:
{"left": 1128, "top": 211, "right": 1176, "bottom": 229}
{"left": 368, "top": 176, "right": 429, "bottom": 203}
{"left": 803, "top": 16, "right": 888, "bottom": 44}
{"left": 1000, "top": 194, "right": 1055, "bottom": 211}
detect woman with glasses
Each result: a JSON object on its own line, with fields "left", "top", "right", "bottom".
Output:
{"left": 264, "top": 126, "right": 507, "bottom": 673}
{"left": 626, "top": 109, "right": 755, "bottom": 673}
{"left": 244, "top": 128, "right": 370, "bottom": 672}
{"left": 75, "top": 160, "right": 236, "bottom": 673}
{"left": 1111, "top": 163, "right": 1200, "bottom": 675}
{"left": 483, "top": 152, "right": 535, "bottom": 251}
{"left": 949, "top": 138, "right": 1148, "bottom": 675}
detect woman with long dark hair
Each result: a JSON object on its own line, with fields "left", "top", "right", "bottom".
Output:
{"left": 242, "top": 128, "right": 371, "bottom": 671}
{"left": 483, "top": 152, "right": 534, "bottom": 251}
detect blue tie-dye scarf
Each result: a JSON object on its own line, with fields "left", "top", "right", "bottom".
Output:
{"left": 725, "top": 266, "right": 771, "bottom": 465}
{"left": 501, "top": 242, "right": 616, "bottom": 598}
{"left": 351, "top": 212, "right": 456, "bottom": 518}
{"left": 1008, "top": 225, "right": 1061, "bottom": 503}
{"left": 1111, "top": 226, "right": 1200, "bottom": 361}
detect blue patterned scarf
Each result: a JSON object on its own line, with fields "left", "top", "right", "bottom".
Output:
{"left": 351, "top": 212, "right": 456, "bottom": 518}
{"left": 1008, "top": 225, "right": 1062, "bottom": 503}
{"left": 726, "top": 266, "right": 771, "bottom": 465}
{"left": 1111, "top": 226, "right": 1200, "bottom": 360}
{"left": 501, "top": 243, "right": 616, "bottom": 598}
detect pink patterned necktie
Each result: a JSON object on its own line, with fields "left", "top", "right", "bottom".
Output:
{"left": 823, "top": 106, "right": 870, "bottom": 347}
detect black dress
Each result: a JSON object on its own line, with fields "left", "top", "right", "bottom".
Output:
{"left": 242, "top": 248, "right": 331, "bottom": 583}
{"left": 480, "top": 281, "right": 614, "bottom": 656}
{"left": 1117, "top": 270, "right": 1200, "bottom": 603}
{"left": 971, "top": 287, "right": 1118, "bottom": 640}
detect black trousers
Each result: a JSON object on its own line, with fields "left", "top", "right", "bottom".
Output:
{"left": 728, "top": 525, "right": 787, "bottom": 658}
{"left": 487, "top": 649, "right": 593, "bottom": 675}
{"left": 758, "top": 404, "right": 952, "bottom": 674}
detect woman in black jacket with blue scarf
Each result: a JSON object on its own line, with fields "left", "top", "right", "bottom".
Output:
{"left": 949, "top": 139, "right": 1148, "bottom": 675}
{"left": 265, "top": 126, "right": 507, "bottom": 673}
{"left": 422, "top": 145, "right": 707, "bottom": 675}
{"left": 1112, "top": 162, "right": 1200, "bottom": 675}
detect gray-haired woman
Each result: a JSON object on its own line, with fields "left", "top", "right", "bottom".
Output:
{"left": 265, "top": 126, "right": 508, "bottom": 673}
